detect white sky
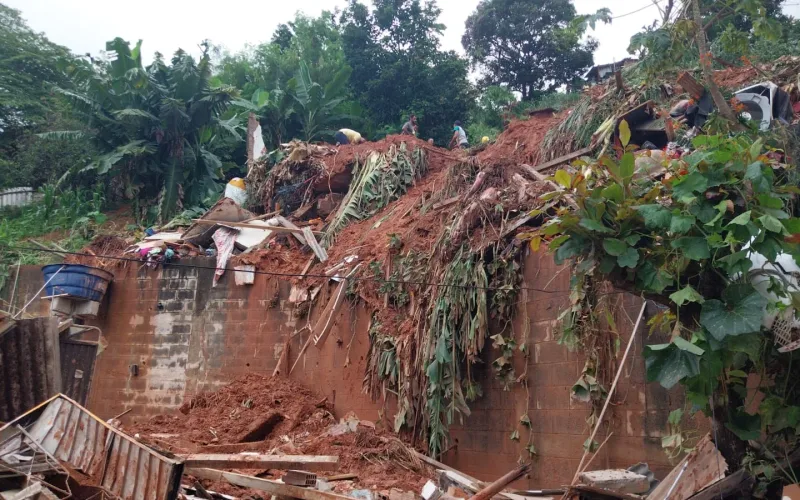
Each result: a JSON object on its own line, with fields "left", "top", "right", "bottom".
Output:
{"left": 7, "top": 0, "right": 800, "bottom": 68}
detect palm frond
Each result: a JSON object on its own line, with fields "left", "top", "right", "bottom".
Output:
{"left": 36, "top": 130, "right": 89, "bottom": 140}
{"left": 112, "top": 108, "right": 159, "bottom": 121}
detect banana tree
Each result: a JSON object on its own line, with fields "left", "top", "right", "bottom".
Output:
{"left": 232, "top": 87, "right": 298, "bottom": 149}
{"left": 50, "top": 38, "right": 242, "bottom": 223}
{"left": 290, "top": 60, "right": 358, "bottom": 141}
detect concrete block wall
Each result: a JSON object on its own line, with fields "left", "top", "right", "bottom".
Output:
{"left": 2, "top": 250, "right": 685, "bottom": 488}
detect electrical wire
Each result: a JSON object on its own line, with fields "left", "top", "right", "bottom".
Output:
{"left": 0, "top": 244, "right": 574, "bottom": 294}
{"left": 611, "top": 0, "right": 665, "bottom": 20}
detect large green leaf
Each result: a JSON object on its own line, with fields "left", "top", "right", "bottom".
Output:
{"left": 603, "top": 238, "right": 627, "bottom": 256}
{"left": 700, "top": 285, "right": 767, "bottom": 340}
{"left": 672, "top": 171, "right": 708, "bottom": 200}
{"left": 725, "top": 409, "right": 761, "bottom": 441}
{"left": 645, "top": 341, "right": 702, "bottom": 389}
{"left": 671, "top": 237, "right": 710, "bottom": 260}
{"left": 669, "top": 214, "right": 696, "bottom": 234}
{"left": 669, "top": 285, "right": 705, "bottom": 306}
{"left": 635, "top": 204, "right": 671, "bottom": 230}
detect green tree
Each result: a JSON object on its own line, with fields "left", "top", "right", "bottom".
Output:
{"left": 462, "top": 0, "right": 603, "bottom": 99}
{"left": 56, "top": 39, "right": 241, "bottom": 223}
{"left": 340, "top": 0, "right": 476, "bottom": 144}
{"left": 0, "top": 3, "right": 94, "bottom": 188}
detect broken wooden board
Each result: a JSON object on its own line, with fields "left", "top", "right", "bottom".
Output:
{"left": 275, "top": 216, "right": 309, "bottom": 245}
{"left": 530, "top": 146, "right": 593, "bottom": 173}
{"left": 178, "top": 454, "right": 338, "bottom": 471}
{"left": 647, "top": 434, "right": 726, "bottom": 500}
{"left": 187, "top": 468, "right": 353, "bottom": 500}
{"left": 303, "top": 226, "right": 329, "bottom": 262}
{"left": 688, "top": 469, "right": 753, "bottom": 500}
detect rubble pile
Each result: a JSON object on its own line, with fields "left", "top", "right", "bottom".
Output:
{"left": 128, "top": 374, "right": 433, "bottom": 495}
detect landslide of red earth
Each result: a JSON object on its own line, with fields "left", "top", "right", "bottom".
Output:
{"left": 127, "top": 374, "right": 432, "bottom": 495}
{"left": 477, "top": 112, "right": 564, "bottom": 167}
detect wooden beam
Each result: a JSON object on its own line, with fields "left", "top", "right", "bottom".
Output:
{"left": 191, "top": 219, "right": 323, "bottom": 236}
{"left": 468, "top": 463, "right": 530, "bottom": 500}
{"left": 178, "top": 454, "right": 338, "bottom": 471}
{"left": 688, "top": 469, "right": 753, "bottom": 500}
{"left": 530, "top": 146, "right": 592, "bottom": 173}
{"left": 677, "top": 72, "right": 705, "bottom": 100}
{"left": 186, "top": 468, "right": 353, "bottom": 500}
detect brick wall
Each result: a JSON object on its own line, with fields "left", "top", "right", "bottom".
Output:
{"left": 2, "top": 250, "right": 685, "bottom": 488}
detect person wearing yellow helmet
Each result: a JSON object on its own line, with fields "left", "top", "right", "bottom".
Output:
{"left": 481, "top": 136, "right": 490, "bottom": 144}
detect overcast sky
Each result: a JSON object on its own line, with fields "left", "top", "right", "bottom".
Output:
{"left": 8, "top": 0, "right": 800, "bottom": 68}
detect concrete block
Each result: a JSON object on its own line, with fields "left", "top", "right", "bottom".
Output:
{"left": 578, "top": 469, "right": 650, "bottom": 495}
{"left": 74, "top": 300, "right": 101, "bottom": 318}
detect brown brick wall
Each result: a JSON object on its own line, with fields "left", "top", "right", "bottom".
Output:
{"left": 2, "top": 250, "right": 684, "bottom": 488}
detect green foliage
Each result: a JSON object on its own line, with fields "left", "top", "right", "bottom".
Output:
{"left": 0, "top": 4, "right": 73, "bottom": 140}
{"left": 0, "top": 185, "right": 107, "bottom": 289}
{"left": 532, "top": 128, "right": 800, "bottom": 473}
{"left": 59, "top": 39, "right": 241, "bottom": 224}
{"left": 462, "top": 0, "right": 604, "bottom": 99}
{"left": 340, "top": 0, "right": 476, "bottom": 145}
{"left": 325, "top": 144, "right": 427, "bottom": 246}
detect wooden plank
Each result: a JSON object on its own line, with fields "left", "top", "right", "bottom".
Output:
{"left": 647, "top": 434, "right": 726, "bottom": 500}
{"left": 191, "top": 219, "right": 306, "bottom": 234}
{"left": 178, "top": 454, "right": 338, "bottom": 471}
{"left": 689, "top": 469, "right": 752, "bottom": 500}
{"left": 303, "top": 227, "right": 328, "bottom": 262}
{"left": 469, "top": 464, "right": 529, "bottom": 500}
{"left": 530, "top": 146, "right": 593, "bottom": 172}
{"left": 186, "top": 468, "right": 353, "bottom": 500}
{"left": 677, "top": 71, "right": 705, "bottom": 100}
{"left": 275, "top": 216, "right": 309, "bottom": 245}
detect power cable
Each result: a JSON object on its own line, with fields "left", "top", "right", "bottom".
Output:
{"left": 0, "top": 244, "right": 573, "bottom": 294}
{"left": 611, "top": 0, "right": 665, "bottom": 20}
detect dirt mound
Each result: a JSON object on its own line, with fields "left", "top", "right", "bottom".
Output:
{"left": 713, "top": 66, "right": 759, "bottom": 90}
{"left": 64, "top": 234, "right": 129, "bottom": 270}
{"left": 126, "top": 374, "right": 432, "bottom": 494}
{"left": 477, "top": 113, "right": 564, "bottom": 167}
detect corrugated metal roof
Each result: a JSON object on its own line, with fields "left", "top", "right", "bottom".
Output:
{"left": 0, "top": 395, "right": 184, "bottom": 500}
{"left": 0, "top": 318, "right": 61, "bottom": 422}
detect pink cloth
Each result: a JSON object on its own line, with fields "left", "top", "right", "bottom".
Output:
{"left": 212, "top": 227, "right": 238, "bottom": 286}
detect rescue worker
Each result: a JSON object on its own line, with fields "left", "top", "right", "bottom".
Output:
{"left": 449, "top": 121, "right": 469, "bottom": 150}
{"left": 401, "top": 115, "right": 418, "bottom": 136}
{"left": 335, "top": 128, "right": 366, "bottom": 145}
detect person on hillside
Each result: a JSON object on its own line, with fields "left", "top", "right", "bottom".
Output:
{"left": 335, "top": 128, "right": 366, "bottom": 145}
{"left": 449, "top": 121, "right": 469, "bottom": 150}
{"left": 401, "top": 115, "right": 418, "bottom": 136}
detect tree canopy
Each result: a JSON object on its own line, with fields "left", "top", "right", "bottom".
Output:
{"left": 462, "top": 0, "right": 599, "bottom": 99}
{"left": 340, "top": 0, "right": 476, "bottom": 143}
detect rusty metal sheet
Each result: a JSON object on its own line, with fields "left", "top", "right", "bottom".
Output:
{"left": 59, "top": 340, "right": 98, "bottom": 406}
{"left": 0, "top": 395, "right": 184, "bottom": 500}
{"left": 0, "top": 318, "right": 61, "bottom": 422}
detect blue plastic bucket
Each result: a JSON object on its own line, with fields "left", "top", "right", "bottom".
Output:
{"left": 41, "top": 264, "right": 114, "bottom": 302}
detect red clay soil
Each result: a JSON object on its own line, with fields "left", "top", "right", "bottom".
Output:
{"left": 477, "top": 113, "right": 564, "bottom": 167}
{"left": 231, "top": 242, "right": 310, "bottom": 277}
{"left": 126, "top": 374, "right": 432, "bottom": 495}
{"left": 713, "top": 66, "right": 759, "bottom": 90}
